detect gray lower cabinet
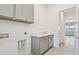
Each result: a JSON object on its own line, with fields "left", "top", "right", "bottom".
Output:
{"left": 48, "top": 35, "right": 53, "bottom": 48}
{"left": 40, "top": 37, "right": 48, "bottom": 54}
{"left": 31, "top": 34, "right": 53, "bottom": 55}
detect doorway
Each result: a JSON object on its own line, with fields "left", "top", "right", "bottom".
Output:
{"left": 59, "top": 7, "right": 76, "bottom": 50}
{"left": 64, "top": 20, "right": 76, "bottom": 48}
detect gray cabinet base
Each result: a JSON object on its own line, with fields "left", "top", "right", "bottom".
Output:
{"left": 41, "top": 46, "right": 53, "bottom": 55}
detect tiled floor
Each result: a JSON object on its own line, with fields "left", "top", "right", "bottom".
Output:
{"left": 45, "top": 47, "right": 74, "bottom": 55}
{"left": 45, "top": 36, "right": 75, "bottom": 55}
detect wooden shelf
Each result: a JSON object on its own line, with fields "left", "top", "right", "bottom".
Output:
{"left": 0, "top": 15, "right": 34, "bottom": 24}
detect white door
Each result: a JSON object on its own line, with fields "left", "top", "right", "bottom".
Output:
{"left": 75, "top": 6, "right": 79, "bottom": 55}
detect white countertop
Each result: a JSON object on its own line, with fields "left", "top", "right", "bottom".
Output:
{"left": 31, "top": 33, "right": 53, "bottom": 37}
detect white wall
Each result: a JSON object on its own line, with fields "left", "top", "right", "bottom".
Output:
{"left": 0, "top": 4, "right": 48, "bottom": 55}
{"left": 0, "top": 20, "right": 32, "bottom": 54}
{"left": 30, "top": 4, "right": 48, "bottom": 33}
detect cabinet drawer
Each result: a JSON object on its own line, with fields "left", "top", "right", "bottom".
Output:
{"left": 40, "top": 36, "right": 48, "bottom": 41}
{"left": 49, "top": 35, "right": 53, "bottom": 38}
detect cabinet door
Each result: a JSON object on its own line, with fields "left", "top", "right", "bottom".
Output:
{"left": 40, "top": 37, "right": 48, "bottom": 54}
{"left": 49, "top": 35, "right": 53, "bottom": 48}
{"left": 15, "top": 4, "right": 34, "bottom": 21}
{"left": 0, "top": 4, "right": 13, "bottom": 17}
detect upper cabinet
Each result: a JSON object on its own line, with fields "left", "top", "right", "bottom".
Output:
{"left": 0, "top": 4, "right": 13, "bottom": 17}
{"left": 15, "top": 4, "right": 34, "bottom": 21}
{"left": 0, "top": 4, "right": 34, "bottom": 24}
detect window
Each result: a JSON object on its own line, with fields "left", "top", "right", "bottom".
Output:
{"left": 64, "top": 20, "right": 76, "bottom": 37}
